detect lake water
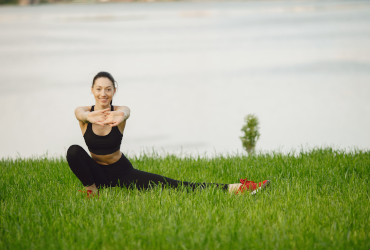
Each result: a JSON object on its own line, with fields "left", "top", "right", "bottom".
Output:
{"left": 0, "top": 0, "right": 370, "bottom": 158}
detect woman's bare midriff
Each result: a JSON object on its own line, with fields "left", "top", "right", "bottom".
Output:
{"left": 90, "top": 150, "right": 122, "bottom": 165}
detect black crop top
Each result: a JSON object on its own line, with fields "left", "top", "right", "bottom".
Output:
{"left": 83, "top": 105, "right": 123, "bottom": 155}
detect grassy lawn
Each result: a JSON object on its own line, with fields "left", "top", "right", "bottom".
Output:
{"left": 1, "top": 148, "right": 369, "bottom": 249}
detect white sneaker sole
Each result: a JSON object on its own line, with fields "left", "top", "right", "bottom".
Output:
{"left": 251, "top": 180, "right": 270, "bottom": 196}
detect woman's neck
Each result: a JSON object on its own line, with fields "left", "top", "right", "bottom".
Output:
{"left": 94, "top": 103, "right": 111, "bottom": 111}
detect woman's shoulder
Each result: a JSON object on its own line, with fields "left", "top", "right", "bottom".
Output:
{"left": 113, "top": 105, "right": 130, "bottom": 111}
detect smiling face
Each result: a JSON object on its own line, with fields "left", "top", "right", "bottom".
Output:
{"left": 91, "top": 77, "right": 116, "bottom": 107}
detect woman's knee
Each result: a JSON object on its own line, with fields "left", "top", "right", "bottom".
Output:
{"left": 66, "top": 144, "right": 85, "bottom": 161}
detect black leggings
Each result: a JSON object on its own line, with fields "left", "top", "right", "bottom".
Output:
{"left": 66, "top": 145, "right": 228, "bottom": 191}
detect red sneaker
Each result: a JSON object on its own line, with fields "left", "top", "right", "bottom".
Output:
{"left": 78, "top": 189, "right": 100, "bottom": 199}
{"left": 236, "top": 178, "right": 270, "bottom": 195}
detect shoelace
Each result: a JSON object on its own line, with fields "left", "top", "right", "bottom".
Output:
{"left": 240, "top": 178, "right": 255, "bottom": 185}
{"left": 236, "top": 178, "right": 258, "bottom": 194}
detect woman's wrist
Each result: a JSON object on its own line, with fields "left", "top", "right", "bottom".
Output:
{"left": 120, "top": 107, "right": 130, "bottom": 121}
{"left": 115, "top": 110, "right": 126, "bottom": 119}
{"left": 83, "top": 111, "right": 91, "bottom": 123}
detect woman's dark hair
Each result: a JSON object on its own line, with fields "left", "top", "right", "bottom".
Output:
{"left": 92, "top": 71, "right": 117, "bottom": 105}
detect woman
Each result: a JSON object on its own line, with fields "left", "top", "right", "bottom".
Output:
{"left": 66, "top": 71, "right": 269, "bottom": 197}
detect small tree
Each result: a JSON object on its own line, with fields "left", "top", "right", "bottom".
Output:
{"left": 240, "top": 114, "right": 260, "bottom": 154}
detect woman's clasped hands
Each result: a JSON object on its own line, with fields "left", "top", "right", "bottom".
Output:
{"left": 86, "top": 108, "right": 125, "bottom": 127}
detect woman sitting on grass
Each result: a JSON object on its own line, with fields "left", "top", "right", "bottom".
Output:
{"left": 66, "top": 71, "right": 270, "bottom": 197}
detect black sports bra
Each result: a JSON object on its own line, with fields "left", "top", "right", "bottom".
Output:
{"left": 83, "top": 105, "right": 123, "bottom": 155}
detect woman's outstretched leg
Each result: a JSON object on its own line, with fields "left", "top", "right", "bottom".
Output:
{"left": 120, "top": 168, "right": 269, "bottom": 194}
{"left": 119, "top": 168, "right": 229, "bottom": 191}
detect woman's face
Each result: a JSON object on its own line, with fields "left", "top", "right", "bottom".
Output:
{"left": 91, "top": 77, "right": 116, "bottom": 106}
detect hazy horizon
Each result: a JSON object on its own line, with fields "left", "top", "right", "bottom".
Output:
{"left": 1, "top": 0, "right": 370, "bottom": 158}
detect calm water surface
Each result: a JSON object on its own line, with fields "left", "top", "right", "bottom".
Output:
{"left": 0, "top": 0, "right": 370, "bottom": 158}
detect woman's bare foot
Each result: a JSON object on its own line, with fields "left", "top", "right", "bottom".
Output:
{"left": 86, "top": 183, "right": 99, "bottom": 193}
{"left": 79, "top": 184, "right": 100, "bottom": 199}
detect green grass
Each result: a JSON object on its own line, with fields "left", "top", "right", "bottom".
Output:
{"left": 1, "top": 148, "right": 369, "bottom": 250}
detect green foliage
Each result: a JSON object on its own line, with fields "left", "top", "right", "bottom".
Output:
{"left": 1, "top": 148, "right": 370, "bottom": 249}
{"left": 0, "top": 0, "right": 18, "bottom": 5}
{"left": 240, "top": 114, "right": 260, "bottom": 154}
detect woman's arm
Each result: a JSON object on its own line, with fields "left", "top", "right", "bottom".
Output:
{"left": 102, "top": 106, "right": 131, "bottom": 127}
{"left": 75, "top": 106, "right": 91, "bottom": 123}
{"left": 75, "top": 106, "right": 109, "bottom": 126}
{"left": 115, "top": 106, "right": 130, "bottom": 121}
